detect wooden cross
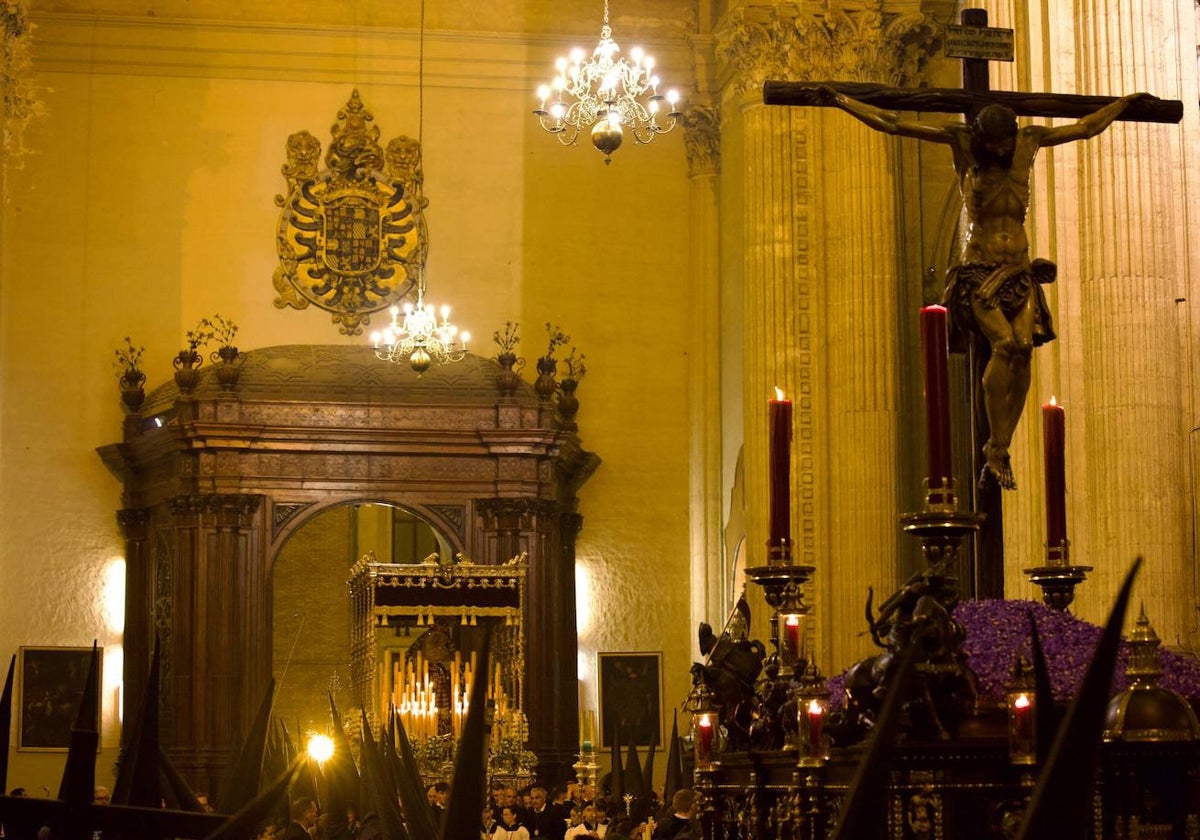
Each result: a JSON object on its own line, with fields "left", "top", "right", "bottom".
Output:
{"left": 762, "top": 8, "right": 1182, "bottom": 599}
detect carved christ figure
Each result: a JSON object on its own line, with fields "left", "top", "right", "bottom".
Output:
{"left": 818, "top": 86, "right": 1150, "bottom": 489}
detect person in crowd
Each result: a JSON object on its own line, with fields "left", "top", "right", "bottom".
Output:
{"left": 565, "top": 801, "right": 607, "bottom": 839}
{"left": 431, "top": 781, "right": 450, "bottom": 823}
{"left": 281, "top": 797, "right": 319, "bottom": 840}
{"left": 525, "top": 784, "right": 567, "bottom": 840}
{"left": 651, "top": 789, "right": 696, "bottom": 840}
{"left": 482, "top": 804, "right": 499, "bottom": 839}
{"left": 492, "top": 806, "right": 531, "bottom": 840}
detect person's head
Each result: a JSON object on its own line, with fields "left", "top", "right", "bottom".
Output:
{"left": 530, "top": 785, "right": 548, "bottom": 810}
{"left": 291, "top": 797, "right": 318, "bottom": 829}
{"left": 504, "top": 787, "right": 519, "bottom": 806}
{"left": 671, "top": 788, "right": 697, "bottom": 817}
{"left": 582, "top": 803, "right": 598, "bottom": 824}
{"left": 434, "top": 781, "right": 450, "bottom": 806}
{"left": 94, "top": 785, "right": 111, "bottom": 805}
{"left": 427, "top": 783, "right": 439, "bottom": 804}
{"left": 490, "top": 780, "right": 506, "bottom": 804}
{"left": 9, "top": 787, "right": 26, "bottom": 797}
{"left": 971, "top": 104, "right": 1018, "bottom": 162}
{"left": 501, "top": 806, "right": 520, "bottom": 827}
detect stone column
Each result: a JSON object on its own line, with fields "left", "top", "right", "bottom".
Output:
{"left": 1064, "top": 3, "right": 1190, "bottom": 640}
{"left": 715, "top": 3, "right": 939, "bottom": 669}
{"left": 683, "top": 100, "right": 727, "bottom": 633}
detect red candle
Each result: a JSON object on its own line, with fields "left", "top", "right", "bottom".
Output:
{"left": 696, "top": 714, "right": 714, "bottom": 764}
{"left": 920, "top": 306, "right": 952, "bottom": 487}
{"left": 807, "top": 699, "right": 824, "bottom": 754}
{"left": 782, "top": 614, "right": 801, "bottom": 666}
{"left": 768, "top": 389, "right": 792, "bottom": 545}
{"left": 1042, "top": 397, "right": 1066, "bottom": 552}
{"left": 1010, "top": 692, "right": 1034, "bottom": 760}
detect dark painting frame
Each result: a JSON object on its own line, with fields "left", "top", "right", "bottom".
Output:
{"left": 18, "top": 646, "right": 100, "bottom": 751}
{"left": 597, "top": 651, "right": 663, "bottom": 748}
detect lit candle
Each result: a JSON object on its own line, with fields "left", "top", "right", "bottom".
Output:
{"left": 768, "top": 388, "right": 792, "bottom": 547}
{"left": 1010, "top": 692, "right": 1034, "bottom": 760}
{"left": 920, "top": 305, "right": 952, "bottom": 489}
{"left": 807, "top": 699, "right": 824, "bottom": 755}
{"left": 781, "top": 613, "right": 801, "bottom": 667}
{"left": 1042, "top": 397, "right": 1066, "bottom": 556}
{"left": 695, "top": 714, "right": 714, "bottom": 765}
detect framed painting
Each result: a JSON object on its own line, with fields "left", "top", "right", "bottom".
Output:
{"left": 597, "top": 651, "right": 663, "bottom": 748}
{"left": 18, "top": 646, "right": 100, "bottom": 751}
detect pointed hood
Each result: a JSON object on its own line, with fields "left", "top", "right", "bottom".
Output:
{"left": 831, "top": 637, "right": 919, "bottom": 839}
{"left": 442, "top": 633, "right": 494, "bottom": 840}
{"left": 215, "top": 678, "right": 276, "bottom": 814}
{"left": 1018, "top": 558, "right": 1142, "bottom": 840}
{"left": 623, "top": 742, "right": 645, "bottom": 804}
{"left": 609, "top": 725, "right": 624, "bottom": 800}
{"left": 642, "top": 737, "right": 657, "bottom": 801}
{"left": 0, "top": 654, "right": 15, "bottom": 794}
{"left": 112, "top": 642, "right": 161, "bottom": 807}
{"left": 393, "top": 710, "right": 439, "bottom": 838}
{"left": 158, "top": 746, "right": 206, "bottom": 812}
{"left": 358, "top": 710, "right": 408, "bottom": 840}
{"left": 57, "top": 642, "right": 101, "bottom": 805}
{"left": 1026, "top": 609, "right": 1058, "bottom": 761}
{"left": 324, "top": 691, "right": 362, "bottom": 823}
{"left": 202, "top": 756, "right": 306, "bottom": 840}
{"left": 661, "top": 712, "right": 681, "bottom": 806}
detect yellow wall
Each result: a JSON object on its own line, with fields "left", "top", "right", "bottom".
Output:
{"left": 1, "top": 5, "right": 696, "bottom": 789}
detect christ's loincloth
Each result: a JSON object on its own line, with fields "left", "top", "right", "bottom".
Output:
{"left": 942, "top": 259, "right": 1057, "bottom": 353}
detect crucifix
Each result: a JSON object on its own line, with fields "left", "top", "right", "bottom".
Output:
{"left": 763, "top": 8, "right": 1182, "bottom": 598}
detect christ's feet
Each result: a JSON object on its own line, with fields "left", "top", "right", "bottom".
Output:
{"left": 981, "top": 441, "right": 1016, "bottom": 490}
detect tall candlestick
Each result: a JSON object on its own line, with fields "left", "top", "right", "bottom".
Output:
{"left": 920, "top": 305, "right": 953, "bottom": 490}
{"left": 1042, "top": 397, "right": 1066, "bottom": 557}
{"left": 768, "top": 388, "right": 792, "bottom": 548}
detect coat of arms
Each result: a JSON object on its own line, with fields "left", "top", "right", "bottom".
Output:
{"left": 273, "top": 90, "right": 427, "bottom": 335}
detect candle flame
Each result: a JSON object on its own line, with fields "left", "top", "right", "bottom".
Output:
{"left": 785, "top": 614, "right": 801, "bottom": 627}
{"left": 1049, "top": 395, "right": 1058, "bottom": 407}
{"left": 774, "top": 386, "right": 785, "bottom": 400}
{"left": 807, "top": 699, "right": 822, "bottom": 715}
{"left": 1014, "top": 693, "right": 1031, "bottom": 709}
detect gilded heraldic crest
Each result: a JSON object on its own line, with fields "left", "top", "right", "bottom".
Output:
{"left": 273, "top": 90, "right": 429, "bottom": 335}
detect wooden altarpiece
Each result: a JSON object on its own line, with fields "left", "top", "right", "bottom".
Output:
{"left": 98, "top": 346, "right": 598, "bottom": 791}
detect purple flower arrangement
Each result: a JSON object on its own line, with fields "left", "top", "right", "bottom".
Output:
{"left": 825, "top": 598, "right": 1200, "bottom": 707}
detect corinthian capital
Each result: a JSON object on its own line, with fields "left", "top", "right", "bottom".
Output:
{"left": 683, "top": 103, "right": 721, "bottom": 176}
{"left": 715, "top": 2, "right": 941, "bottom": 99}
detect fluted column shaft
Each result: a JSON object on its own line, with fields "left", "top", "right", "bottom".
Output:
{"left": 716, "top": 3, "right": 939, "bottom": 668}
{"left": 684, "top": 102, "right": 727, "bottom": 631}
{"left": 1069, "top": 1, "right": 1189, "bottom": 640}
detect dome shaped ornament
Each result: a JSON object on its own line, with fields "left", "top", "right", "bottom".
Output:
{"left": 1104, "top": 607, "right": 1200, "bottom": 742}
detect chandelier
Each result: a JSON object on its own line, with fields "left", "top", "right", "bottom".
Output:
{"left": 533, "top": 0, "right": 682, "bottom": 163}
{"left": 369, "top": 0, "right": 468, "bottom": 375}
{"left": 371, "top": 281, "right": 468, "bottom": 375}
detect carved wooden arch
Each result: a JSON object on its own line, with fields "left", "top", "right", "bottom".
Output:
{"left": 99, "top": 346, "right": 599, "bottom": 790}
{"left": 266, "top": 496, "right": 468, "bottom": 576}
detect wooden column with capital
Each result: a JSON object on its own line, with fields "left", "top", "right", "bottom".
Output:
{"left": 116, "top": 507, "right": 151, "bottom": 751}
{"left": 163, "top": 493, "right": 266, "bottom": 793}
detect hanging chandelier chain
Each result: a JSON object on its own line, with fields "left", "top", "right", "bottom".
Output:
{"left": 368, "top": 0, "right": 469, "bottom": 375}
